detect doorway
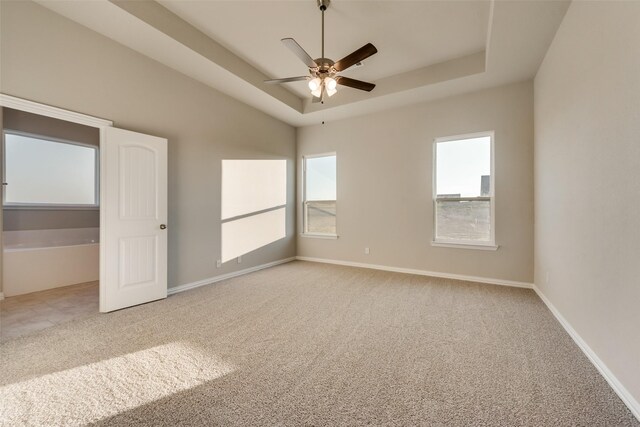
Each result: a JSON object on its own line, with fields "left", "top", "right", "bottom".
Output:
{"left": 0, "top": 94, "right": 168, "bottom": 340}
{"left": 1, "top": 108, "right": 101, "bottom": 339}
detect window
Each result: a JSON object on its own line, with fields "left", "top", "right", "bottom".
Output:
{"left": 3, "top": 131, "right": 98, "bottom": 207}
{"left": 303, "top": 153, "right": 337, "bottom": 236}
{"left": 433, "top": 132, "right": 495, "bottom": 247}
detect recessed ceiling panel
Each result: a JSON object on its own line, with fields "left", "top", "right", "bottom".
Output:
{"left": 159, "top": 1, "right": 491, "bottom": 97}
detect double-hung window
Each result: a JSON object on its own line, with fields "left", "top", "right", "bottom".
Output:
{"left": 433, "top": 132, "right": 495, "bottom": 248}
{"left": 2, "top": 131, "right": 99, "bottom": 208}
{"left": 303, "top": 153, "right": 337, "bottom": 237}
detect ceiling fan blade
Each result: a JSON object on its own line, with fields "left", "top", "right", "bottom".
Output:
{"left": 333, "top": 43, "right": 378, "bottom": 72}
{"left": 264, "top": 76, "right": 309, "bottom": 84}
{"left": 281, "top": 38, "right": 318, "bottom": 68}
{"left": 336, "top": 76, "right": 376, "bottom": 92}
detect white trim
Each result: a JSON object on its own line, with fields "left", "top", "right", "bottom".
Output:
{"left": 167, "top": 257, "right": 296, "bottom": 296}
{"left": 0, "top": 94, "right": 113, "bottom": 128}
{"left": 303, "top": 151, "right": 336, "bottom": 160}
{"left": 431, "top": 241, "right": 499, "bottom": 251}
{"left": 533, "top": 284, "right": 640, "bottom": 422}
{"left": 0, "top": 292, "right": 4, "bottom": 301}
{"left": 2, "top": 206, "right": 100, "bottom": 211}
{"left": 296, "top": 256, "right": 532, "bottom": 289}
{"left": 435, "top": 131, "right": 495, "bottom": 143}
{"left": 301, "top": 233, "right": 339, "bottom": 240}
{"left": 98, "top": 128, "right": 109, "bottom": 312}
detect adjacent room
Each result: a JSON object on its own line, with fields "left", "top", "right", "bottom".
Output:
{"left": 1, "top": 109, "right": 100, "bottom": 338}
{"left": 0, "top": 0, "right": 638, "bottom": 425}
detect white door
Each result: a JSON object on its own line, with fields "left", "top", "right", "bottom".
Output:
{"left": 100, "top": 127, "right": 168, "bottom": 312}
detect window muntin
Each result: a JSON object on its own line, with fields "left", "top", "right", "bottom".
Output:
{"left": 303, "top": 153, "right": 337, "bottom": 236}
{"left": 434, "top": 132, "right": 494, "bottom": 245}
{"left": 3, "top": 131, "right": 98, "bottom": 207}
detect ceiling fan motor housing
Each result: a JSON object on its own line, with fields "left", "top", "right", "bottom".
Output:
{"left": 317, "top": 0, "right": 330, "bottom": 11}
{"left": 313, "top": 58, "right": 336, "bottom": 77}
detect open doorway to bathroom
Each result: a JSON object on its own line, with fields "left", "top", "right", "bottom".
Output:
{"left": 0, "top": 108, "right": 100, "bottom": 341}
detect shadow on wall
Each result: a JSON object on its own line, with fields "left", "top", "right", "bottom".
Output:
{"left": 220, "top": 160, "right": 287, "bottom": 263}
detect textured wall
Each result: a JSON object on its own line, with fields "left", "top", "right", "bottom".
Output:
{"left": 297, "top": 81, "right": 534, "bottom": 284}
{"left": 534, "top": 0, "right": 640, "bottom": 409}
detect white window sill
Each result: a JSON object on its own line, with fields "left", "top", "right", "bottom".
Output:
{"left": 431, "top": 241, "right": 499, "bottom": 251}
{"left": 3, "top": 205, "right": 99, "bottom": 211}
{"left": 301, "top": 233, "right": 339, "bottom": 240}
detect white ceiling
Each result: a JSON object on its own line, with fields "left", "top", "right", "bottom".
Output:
{"left": 36, "top": 0, "right": 570, "bottom": 127}
{"left": 158, "top": 0, "right": 491, "bottom": 98}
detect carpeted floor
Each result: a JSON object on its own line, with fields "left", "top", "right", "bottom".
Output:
{"left": 1, "top": 261, "right": 637, "bottom": 426}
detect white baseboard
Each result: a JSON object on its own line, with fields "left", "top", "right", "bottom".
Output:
{"left": 295, "top": 256, "right": 533, "bottom": 289}
{"left": 0, "top": 292, "right": 4, "bottom": 301}
{"left": 167, "top": 257, "right": 296, "bottom": 296}
{"left": 533, "top": 284, "right": 640, "bottom": 421}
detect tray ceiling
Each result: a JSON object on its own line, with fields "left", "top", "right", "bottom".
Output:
{"left": 36, "top": 0, "right": 570, "bottom": 126}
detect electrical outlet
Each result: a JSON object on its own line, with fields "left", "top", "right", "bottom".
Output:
{"left": 364, "top": 247, "right": 370, "bottom": 255}
{"left": 216, "top": 259, "right": 221, "bottom": 268}
{"left": 237, "top": 256, "right": 242, "bottom": 264}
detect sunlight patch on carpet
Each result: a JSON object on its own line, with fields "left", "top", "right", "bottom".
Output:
{"left": 0, "top": 342, "right": 234, "bottom": 426}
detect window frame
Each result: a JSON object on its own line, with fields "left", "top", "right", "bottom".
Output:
{"left": 2, "top": 129, "right": 100, "bottom": 210}
{"left": 432, "top": 131, "right": 497, "bottom": 250}
{"left": 302, "top": 152, "right": 338, "bottom": 239}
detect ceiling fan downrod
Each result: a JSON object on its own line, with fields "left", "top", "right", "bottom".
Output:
{"left": 318, "top": 0, "right": 329, "bottom": 60}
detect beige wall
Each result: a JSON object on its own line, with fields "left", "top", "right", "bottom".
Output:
{"left": 297, "top": 81, "right": 534, "bottom": 283}
{"left": 534, "top": 1, "right": 640, "bottom": 409}
{"left": 0, "top": 1, "right": 296, "bottom": 289}
{"left": 2, "top": 108, "right": 100, "bottom": 231}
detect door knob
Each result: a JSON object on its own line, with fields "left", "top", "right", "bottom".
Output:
{"left": 160, "top": 224, "right": 167, "bottom": 230}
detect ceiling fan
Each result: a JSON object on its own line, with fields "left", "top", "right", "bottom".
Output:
{"left": 264, "top": 0, "right": 378, "bottom": 103}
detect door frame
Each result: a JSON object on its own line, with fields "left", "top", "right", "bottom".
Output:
{"left": 0, "top": 94, "right": 113, "bottom": 309}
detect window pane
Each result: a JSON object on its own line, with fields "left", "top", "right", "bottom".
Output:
{"left": 5, "top": 134, "right": 97, "bottom": 205}
{"left": 436, "top": 199, "right": 490, "bottom": 241}
{"left": 305, "top": 155, "right": 336, "bottom": 234}
{"left": 306, "top": 156, "right": 336, "bottom": 201}
{"left": 306, "top": 200, "right": 336, "bottom": 234}
{"left": 436, "top": 137, "right": 490, "bottom": 197}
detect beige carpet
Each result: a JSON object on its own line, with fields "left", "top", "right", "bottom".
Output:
{"left": 1, "top": 261, "right": 637, "bottom": 426}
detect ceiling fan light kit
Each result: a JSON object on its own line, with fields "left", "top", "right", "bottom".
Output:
{"left": 264, "top": 0, "right": 378, "bottom": 102}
